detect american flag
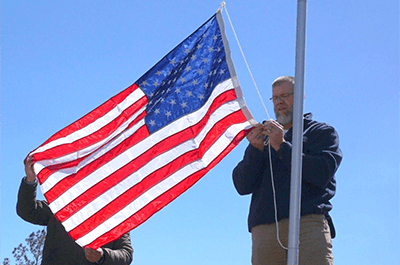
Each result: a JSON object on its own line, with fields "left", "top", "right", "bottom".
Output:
{"left": 28, "top": 11, "right": 254, "bottom": 249}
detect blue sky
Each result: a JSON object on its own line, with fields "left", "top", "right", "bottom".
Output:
{"left": 1, "top": 1, "right": 399, "bottom": 264}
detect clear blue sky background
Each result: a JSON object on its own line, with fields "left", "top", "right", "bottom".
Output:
{"left": 1, "top": 1, "right": 399, "bottom": 264}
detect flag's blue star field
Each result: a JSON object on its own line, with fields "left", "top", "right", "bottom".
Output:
{"left": 136, "top": 15, "right": 231, "bottom": 134}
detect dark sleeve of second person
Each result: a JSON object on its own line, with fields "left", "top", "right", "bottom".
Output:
{"left": 16, "top": 177, "right": 52, "bottom": 226}
{"left": 102, "top": 232, "right": 134, "bottom": 265}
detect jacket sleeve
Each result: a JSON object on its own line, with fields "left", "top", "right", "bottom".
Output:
{"left": 16, "top": 178, "right": 52, "bottom": 225}
{"left": 102, "top": 233, "right": 133, "bottom": 265}
{"left": 277, "top": 124, "right": 343, "bottom": 189}
{"left": 232, "top": 143, "right": 267, "bottom": 195}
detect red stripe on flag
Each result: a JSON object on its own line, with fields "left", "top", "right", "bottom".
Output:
{"left": 36, "top": 157, "right": 85, "bottom": 185}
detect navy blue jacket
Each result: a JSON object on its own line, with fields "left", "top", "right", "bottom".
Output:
{"left": 232, "top": 113, "right": 342, "bottom": 236}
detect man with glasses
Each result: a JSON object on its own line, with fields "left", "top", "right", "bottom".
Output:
{"left": 232, "top": 76, "right": 343, "bottom": 265}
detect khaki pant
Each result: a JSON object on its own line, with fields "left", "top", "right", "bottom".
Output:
{"left": 251, "top": 214, "right": 333, "bottom": 265}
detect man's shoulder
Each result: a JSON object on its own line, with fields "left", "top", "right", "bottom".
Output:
{"left": 304, "top": 115, "right": 340, "bottom": 143}
{"left": 305, "top": 113, "right": 337, "bottom": 131}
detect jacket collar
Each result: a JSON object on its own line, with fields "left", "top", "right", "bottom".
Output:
{"left": 284, "top": 112, "right": 313, "bottom": 141}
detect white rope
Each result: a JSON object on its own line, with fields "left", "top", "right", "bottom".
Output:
{"left": 268, "top": 142, "right": 289, "bottom": 250}
{"left": 220, "top": 1, "right": 271, "bottom": 120}
{"left": 220, "top": 1, "right": 288, "bottom": 250}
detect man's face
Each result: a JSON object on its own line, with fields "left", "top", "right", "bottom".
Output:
{"left": 272, "top": 82, "right": 294, "bottom": 126}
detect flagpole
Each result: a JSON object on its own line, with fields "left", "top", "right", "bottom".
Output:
{"left": 287, "top": 0, "right": 307, "bottom": 265}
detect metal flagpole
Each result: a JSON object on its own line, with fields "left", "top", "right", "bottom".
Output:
{"left": 287, "top": 0, "right": 307, "bottom": 264}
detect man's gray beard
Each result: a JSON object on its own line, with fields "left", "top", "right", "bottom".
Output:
{"left": 276, "top": 110, "right": 293, "bottom": 125}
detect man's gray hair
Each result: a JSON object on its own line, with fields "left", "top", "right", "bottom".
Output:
{"left": 272, "top": 76, "right": 295, "bottom": 89}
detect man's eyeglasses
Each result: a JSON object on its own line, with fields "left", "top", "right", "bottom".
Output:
{"left": 269, "top": 92, "right": 294, "bottom": 102}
